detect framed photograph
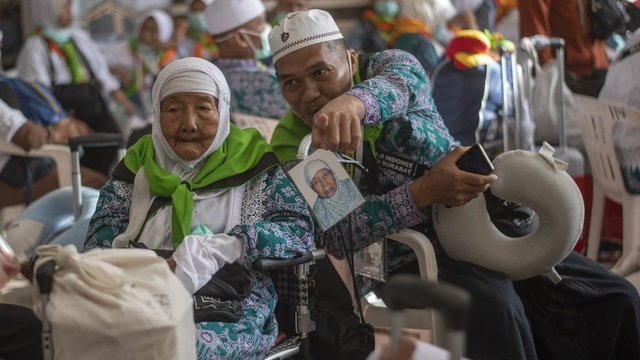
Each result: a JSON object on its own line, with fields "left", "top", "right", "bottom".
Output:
{"left": 354, "top": 238, "right": 387, "bottom": 282}
{"left": 288, "top": 149, "right": 365, "bottom": 231}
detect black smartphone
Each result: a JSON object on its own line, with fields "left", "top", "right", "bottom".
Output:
{"left": 456, "top": 143, "right": 495, "bottom": 175}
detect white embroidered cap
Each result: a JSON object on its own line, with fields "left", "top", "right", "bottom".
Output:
{"left": 268, "top": 9, "right": 344, "bottom": 64}
{"left": 204, "top": 0, "right": 265, "bottom": 35}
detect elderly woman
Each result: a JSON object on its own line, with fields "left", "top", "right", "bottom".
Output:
{"left": 304, "top": 159, "right": 362, "bottom": 230}
{"left": 84, "top": 57, "right": 314, "bottom": 359}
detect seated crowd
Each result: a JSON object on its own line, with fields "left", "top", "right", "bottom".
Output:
{"left": 1, "top": 1, "right": 640, "bottom": 360}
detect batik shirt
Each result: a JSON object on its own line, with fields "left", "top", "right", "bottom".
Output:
{"left": 215, "top": 58, "right": 288, "bottom": 119}
{"left": 272, "top": 49, "right": 457, "bottom": 274}
{"left": 85, "top": 166, "right": 314, "bottom": 360}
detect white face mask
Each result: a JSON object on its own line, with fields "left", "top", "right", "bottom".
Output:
{"left": 43, "top": 27, "right": 72, "bottom": 43}
{"left": 239, "top": 24, "right": 272, "bottom": 61}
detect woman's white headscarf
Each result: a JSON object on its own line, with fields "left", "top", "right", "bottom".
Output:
{"left": 304, "top": 159, "right": 332, "bottom": 188}
{"left": 136, "top": 9, "right": 175, "bottom": 43}
{"left": 151, "top": 57, "right": 231, "bottom": 177}
{"left": 29, "top": 0, "right": 71, "bottom": 29}
{"left": 114, "top": 57, "right": 232, "bottom": 249}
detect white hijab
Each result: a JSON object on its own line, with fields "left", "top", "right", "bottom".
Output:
{"left": 113, "top": 58, "right": 233, "bottom": 249}
{"left": 136, "top": 9, "right": 175, "bottom": 43}
{"left": 151, "top": 56, "right": 231, "bottom": 178}
{"left": 29, "top": 0, "right": 69, "bottom": 29}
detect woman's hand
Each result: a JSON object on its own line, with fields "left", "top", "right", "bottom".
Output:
{"left": 312, "top": 94, "right": 365, "bottom": 153}
{"left": 11, "top": 122, "right": 48, "bottom": 152}
{"left": 410, "top": 146, "right": 497, "bottom": 209}
{"left": 50, "top": 117, "right": 93, "bottom": 144}
{"left": 166, "top": 256, "right": 177, "bottom": 272}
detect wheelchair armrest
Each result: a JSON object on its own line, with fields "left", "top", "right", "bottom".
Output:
{"left": 386, "top": 228, "right": 438, "bottom": 281}
{"left": 253, "top": 248, "right": 326, "bottom": 271}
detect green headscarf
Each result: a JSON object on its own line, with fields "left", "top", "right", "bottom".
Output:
{"left": 124, "top": 127, "right": 272, "bottom": 248}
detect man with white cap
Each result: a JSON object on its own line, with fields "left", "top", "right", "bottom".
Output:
{"left": 268, "top": 9, "right": 640, "bottom": 360}
{"left": 205, "top": 0, "right": 288, "bottom": 118}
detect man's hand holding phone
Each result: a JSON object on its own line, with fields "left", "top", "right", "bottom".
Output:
{"left": 410, "top": 145, "right": 497, "bottom": 208}
{"left": 456, "top": 143, "right": 495, "bottom": 175}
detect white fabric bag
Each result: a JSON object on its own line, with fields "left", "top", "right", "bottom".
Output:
{"left": 519, "top": 38, "right": 582, "bottom": 148}
{"left": 33, "top": 245, "right": 196, "bottom": 360}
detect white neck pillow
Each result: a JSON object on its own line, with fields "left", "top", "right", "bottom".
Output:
{"left": 432, "top": 144, "right": 584, "bottom": 281}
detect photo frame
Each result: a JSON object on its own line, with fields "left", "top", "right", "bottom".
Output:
{"left": 288, "top": 149, "right": 365, "bottom": 231}
{"left": 354, "top": 238, "right": 387, "bottom": 282}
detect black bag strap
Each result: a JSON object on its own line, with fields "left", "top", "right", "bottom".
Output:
{"left": 339, "top": 233, "right": 367, "bottom": 325}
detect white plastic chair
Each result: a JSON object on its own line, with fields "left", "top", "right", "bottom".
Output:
{"left": 231, "top": 112, "right": 279, "bottom": 143}
{"left": 573, "top": 95, "right": 640, "bottom": 264}
{"left": 0, "top": 139, "right": 71, "bottom": 229}
{"left": 331, "top": 229, "right": 442, "bottom": 346}
{"left": 360, "top": 229, "right": 444, "bottom": 346}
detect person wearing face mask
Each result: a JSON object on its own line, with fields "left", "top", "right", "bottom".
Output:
{"left": 347, "top": 0, "right": 400, "bottom": 54}
{"left": 16, "top": 0, "right": 130, "bottom": 176}
{"left": 174, "top": 0, "right": 219, "bottom": 61}
{"left": 267, "top": 0, "right": 309, "bottom": 27}
{"left": 205, "top": 0, "right": 289, "bottom": 119}
{"left": 106, "top": 9, "right": 178, "bottom": 136}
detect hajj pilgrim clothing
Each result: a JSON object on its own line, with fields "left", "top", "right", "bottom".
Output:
{"left": 106, "top": 9, "right": 177, "bottom": 120}
{"left": 17, "top": 0, "right": 121, "bottom": 175}
{"left": 346, "top": 7, "right": 395, "bottom": 54}
{"left": 215, "top": 58, "right": 288, "bottom": 118}
{"left": 206, "top": 0, "right": 286, "bottom": 118}
{"left": 85, "top": 58, "right": 314, "bottom": 360}
{"left": 270, "top": 47, "right": 640, "bottom": 360}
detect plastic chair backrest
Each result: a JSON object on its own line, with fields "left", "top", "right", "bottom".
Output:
{"left": 574, "top": 95, "right": 640, "bottom": 261}
{"left": 0, "top": 140, "right": 71, "bottom": 230}
{"left": 232, "top": 112, "right": 279, "bottom": 143}
{"left": 574, "top": 95, "right": 634, "bottom": 202}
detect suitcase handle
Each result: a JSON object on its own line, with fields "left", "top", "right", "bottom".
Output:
{"left": 529, "top": 35, "right": 565, "bottom": 49}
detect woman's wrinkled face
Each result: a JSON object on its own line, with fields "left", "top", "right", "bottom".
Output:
{"left": 160, "top": 92, "right": 219, "bottom": 161}
{"left": 311, "top": 168, "right": 337, "bottom": 199}
{"left": 139, "top": 17, "right": 159, "bottom": 46}
{"left": 57, "top": 0, "right": 73, "bottom": 28}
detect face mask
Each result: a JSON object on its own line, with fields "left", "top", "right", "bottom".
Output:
{"left": 188, "top": 12, "right": 207, "bottom": 34}
{"left": 374, "top": 0, "right": 400, "bottom": 19}
{"left": 240, "top": 24, "right": 272, "bottom": 61}
{"left": 43, "top": 27, "right": 72, "bottom": 43}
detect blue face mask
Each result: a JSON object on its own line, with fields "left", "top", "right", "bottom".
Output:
{"left": 374, "top": 0, "right": 400, "bottom": 19}
{"left": 188, "top": 12, "right": 207, "bottom": 35}
{"left": 240, "top": 24, "right": 272, "bottom": 61}
{"left": 43, "top": 28, "right": 72, "bottom": 43}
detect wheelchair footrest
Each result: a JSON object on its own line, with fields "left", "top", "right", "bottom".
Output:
{"left": 264, "top": 335, "right": 300, "bottom": 360}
